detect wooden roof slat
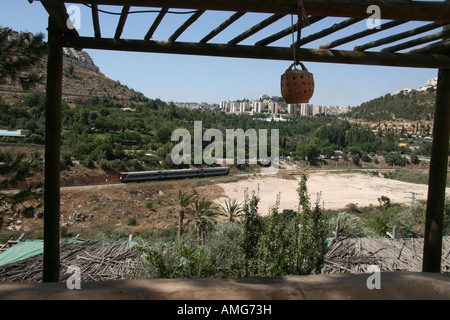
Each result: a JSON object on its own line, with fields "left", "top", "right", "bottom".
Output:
{"left": 114, "top": 6, "right": 130, "bottom": 39}
{"left": 144, "top": 7, "right": 168, "bottom": 40}
{"left": 35, "top": 1, "right": 450, "bottom": 69}
{"left": 228, "top": 13, "right": 286, "bottom": 45}
{"left": 41, "top": 0, "right": 450, "bottom": 23}
{"left": 168, "top": 9, "right": 205, "bottom": 42}
{"left": 91, "top": 4, "right": 101, "bottom": 38}
{"left": 354, "top": 21, "right": 448, "bottom": 51}
{"left": 256, "top": 16, "right": 325, "bottom": 47}
{"left": 294, "top": 17, "right": 362, "bottom": 47}
{"left": 200, "top": 11, "right": 245, "bottom": 44}
{"left": 320, "top": 20, "right": 407, "bottom": 50}
{"left": 407, "top": 40, "right": 450, "bottom": 55}
{"left": 381, "top": 28, "right": 450, "bottom": 53}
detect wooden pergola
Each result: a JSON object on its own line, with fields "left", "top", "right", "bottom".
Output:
{"left": 32, "top": 0, "right": 450, "bottom": 282}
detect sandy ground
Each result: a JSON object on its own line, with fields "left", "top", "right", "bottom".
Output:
{"left": 214, "top": 171, "right": 443, "bottom": 215}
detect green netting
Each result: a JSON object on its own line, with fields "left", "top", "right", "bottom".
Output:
{"left": 0, "top": 238, "right": 138, "bottom": 266}
{"left": 0, "top": 240, "right": 44, "bottom": 266}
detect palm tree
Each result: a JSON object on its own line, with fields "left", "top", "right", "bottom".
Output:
{"left": 219, "top": 196, "right": 243, "bottom": 222}
{"left": 186, "top": 197, "right": 218, "bottom": 244}
{"left": 173, "top": 190, "right": 197, "bottom": 242}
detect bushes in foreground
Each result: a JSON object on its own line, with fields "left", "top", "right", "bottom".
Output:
{"left": 135, "top": 174, "right": 329, "bottom": 279}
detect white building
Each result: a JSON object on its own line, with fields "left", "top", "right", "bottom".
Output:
{"left": 287, "top": 104, "right": 297, "bottom": 115}
{"left": 300, "top": 103, "right": 313, "bottom": 116}
{"left": 313, "top": 105, "right": 322, "bottom": 115}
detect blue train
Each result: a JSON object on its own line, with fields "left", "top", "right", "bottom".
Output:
{"left": 119, "top": 167, "right": 230, "bottom": 183}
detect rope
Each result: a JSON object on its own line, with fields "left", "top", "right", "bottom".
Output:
{"left": 292, "top": 0, "right": 309, "bottom": 67}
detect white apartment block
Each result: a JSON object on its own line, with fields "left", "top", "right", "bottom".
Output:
{"left": 287, "top": 104, "right": 296, "bottom": 114}
{"left": 313, "top": 105, "right": 322, "bottom": 115}
{"left": 219, "top": 99, "right": 350, "bottom": 117}
{"left": 300, "top": 103, "right": 313, "bottom": 116}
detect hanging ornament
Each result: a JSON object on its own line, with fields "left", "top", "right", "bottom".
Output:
{"left": 281, "top": 61, "right": 314, "bottom": 104}
{"left": 281, "top": 0, "right": 314, "bottom": 104}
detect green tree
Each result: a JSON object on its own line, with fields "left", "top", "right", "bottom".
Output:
{"left": 186, "top": 197, "right": 218, "bottom": 245}
{"left": 297, "top": 174, "right": 328, "bottom": 274}
{"left": 173, "top": 190, "right": 197, "bottom": 243}
{"left": 239, "top": 188, "right": 264, "bottom": 276}
{"left": 218, "top": 196, "right": 243, "bottom": 222}
{"left": 156, "top": 126, "right": 173, "bottom": 144}
{"left": 0, "top": 151, "right": 43, "bottom": 228}
{"left": 0, "top": 28, "right": 46, "bottom": 90}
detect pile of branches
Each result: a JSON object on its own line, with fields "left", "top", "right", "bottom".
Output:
{"left": 323, "top": 236, "right": 450, "bottom": 274}
{"left": 0, "top": 240, "right": 144, "bottom": 282}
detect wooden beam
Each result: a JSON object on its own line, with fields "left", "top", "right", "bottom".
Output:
{"left": 54, "top": 35, "right": 450, "bottom": 69}
{"left": 200, "top": 11, "right": 245, "bottom": 44}
{"left": 168, "top": 9, "right": 205, "bottom": 42}
{"left": 320, "top": 20, "right": 407, "bottom": 50}
{"left": 381, "top": 29, "right": 450, "bottom": 53}
{"left": 354, "top": 22, "right": 448, "bottom": 51}
{"left": 91, "top": 4, "right": 101, "bottom": 38}
{"left": 40, "top": 0, "right": 450, "bottom": 22}
{"left": 422, "top": 68, "right": 450, "bottom": 273}
{"left": 144, "top": 7, "right": 168, "bottom": 40}
{"left": 228, "top": 13, "right": 286, "bottom": 45}
{"left": 256, "top": 16, "right": 325, "bottom": 47}
{"left": 43, "top": 18, "right": 63, "bottom": 283}
{"left": 294, "top": 18, "right": 362, "bottom": 47}
{"left": 114, "top": 6, "right": 130, "bottom": 39}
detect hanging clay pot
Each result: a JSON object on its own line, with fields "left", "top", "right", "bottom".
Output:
{"left": 281, "top": 61, "right": 314, "bottom": 104}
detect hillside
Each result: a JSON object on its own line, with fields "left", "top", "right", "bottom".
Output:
{"left": 344, "top": 86, "right": 436, "bottom": 122}
{"left": 0, "top": 44, "right": 148, "bottom": 106}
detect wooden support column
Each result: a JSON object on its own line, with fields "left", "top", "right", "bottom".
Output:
{"left": 422, "top": 68, "right": 450, "bottom": 273}
{"left": 43, "top": 18, "right": 63, "bottom": 282}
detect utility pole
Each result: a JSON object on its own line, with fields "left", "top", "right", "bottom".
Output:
{"left": 405, "top": 191, "right": 418, "bottom": 215}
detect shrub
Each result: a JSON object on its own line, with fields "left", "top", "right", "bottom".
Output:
{"left": 388, "top": 211, "right": 416, "bottom": 238}
{"left": 126, "top": 217, "right": 137, "bottom": 226}
{"left": 145, "top": 201, "right": 153, "bottom": 210}
{"left": 136, "top": 243, "right": 215, "bottom": 279}
{"left": 204, "top": 220, "right": 244, "bottom": 268}
{"left": 81, "top": 157, "right": 95, "bottom": 169}
{"left": 329, "top": 211, "right": 374, "bottom": 238}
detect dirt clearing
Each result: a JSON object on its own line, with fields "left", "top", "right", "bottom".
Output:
{"left": 214, "top": 171, "right": 445, "bottom": 215}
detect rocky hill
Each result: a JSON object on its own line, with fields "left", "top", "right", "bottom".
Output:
{"left": 0, "top": 30, "right": 148, "bottom": 106}
{"left": 344, "top": 78, "right": 437, "bottom": 122}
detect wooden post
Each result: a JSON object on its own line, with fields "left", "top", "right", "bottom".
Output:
{"left": 422, "top": 68, "right": 450, "bottom": 273}
{"left": 43, "top": 18, "right": 63, "bottom": 282}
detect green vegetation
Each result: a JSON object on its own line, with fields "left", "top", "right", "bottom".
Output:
{"left": 384, "top": 169, "right": 450, "bottom": 188}
{"left": 0, "top": 28, "right": 46, "bottom": 90}
{"left": 329, "top": 196, "right": 450, "bottom": 239}
{"left": 0, "top": 91, "right": 432, "bottom": 173}
{"left": 136, "top": 174, "right": 329, "bottom": 278}
{"left": 0, "top": 148, "right": 43, "bottom": 230}
{"left": 345, "top": 90, "right": 436, "bottom": 122}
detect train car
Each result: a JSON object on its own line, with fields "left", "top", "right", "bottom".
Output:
{"left": 119, "top": 166, "right": 230, "bottom": 183}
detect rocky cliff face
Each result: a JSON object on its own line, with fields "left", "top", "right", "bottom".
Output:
{"left": 63, "top": 47, "right": 101, "bottom": 74}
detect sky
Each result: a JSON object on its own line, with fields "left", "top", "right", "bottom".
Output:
{"left": 1, "top": 0, "right": 441, "bottom": 107}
